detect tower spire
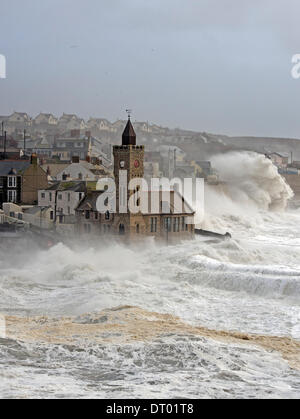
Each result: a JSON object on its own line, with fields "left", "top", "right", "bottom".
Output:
{"left": 122, "top": 110, "right": 136, "bottom": 146}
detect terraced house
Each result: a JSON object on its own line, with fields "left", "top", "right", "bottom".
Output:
{"left": 0, "top": 154, "right": 48, "bottom": 207}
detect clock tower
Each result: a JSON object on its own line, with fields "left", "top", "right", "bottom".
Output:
{"left": 113, "top": 116, "right": 144, "bottom": 218}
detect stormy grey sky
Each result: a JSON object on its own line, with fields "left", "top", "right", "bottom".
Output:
{"left": 1, "top": 0, "right": 300, "bottom": 137}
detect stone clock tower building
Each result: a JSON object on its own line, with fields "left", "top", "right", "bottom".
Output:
{"left": 76, "top": 117, "right": 195, "bottom": 243}
{"left": 113, "top": 117, "right": 145, "bottom": 236}
{"left": 113, "top": 117, "right": 144, "bottom": 204}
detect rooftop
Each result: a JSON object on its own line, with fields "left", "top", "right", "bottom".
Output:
{"left": 0, "top": 161, "right": 30, "bottom": 176}
{"left": 46, "top": 181, "right": 87, "bottom": 192}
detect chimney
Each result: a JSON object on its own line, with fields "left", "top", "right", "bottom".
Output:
{"left": 31, "top": 153, "right": 38, "bottom": 165}
{"left": 72, "top": 155, "right": 80, "bottom": 163}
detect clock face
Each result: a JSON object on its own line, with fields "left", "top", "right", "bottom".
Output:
{"left": 134, "top": 160, "right": 140, "bottom": 168}
{"left": 120, "top": 160, "right": 125, "bottom": 168}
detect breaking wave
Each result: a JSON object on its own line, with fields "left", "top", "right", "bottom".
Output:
{"left": 210, "top": 151, "right": 294, "bottom": 211}
{"left": 0, "top": 150, "right": 300, "bottom": 398}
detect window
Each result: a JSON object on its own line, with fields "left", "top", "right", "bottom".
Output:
{"left": 150, "top": 217, "right": 157, "bottom": 233}
{"left": 136, "top": 224, "right": 140, "bottom": 234}
{"left": 41, "top": 192, "right": 45, "bottom": 199}
{"left": 164, "top": 217, "right": 171, "bottom": 232}
{"left": 94, "top": 212, "right": 98, "bottom": 220}
{"left": 7, "top": 190, "right": 17, "bottom": 203}
{"left": 8, "top": 176, "right": 17, "bottom": 188}
{"left": 59, "top": 215, "right": 64, "bottom": 224}
{"left": 173, "top": 217, "right": 180, "bottom": 232}
{"left": 182, "top": 217, "right": 188, "bottom": 231}
{"left": 50, "top": 211, "right": 54, "bottom": 220}
{"left": 49, "top": 192, "right": 52, "bottom": 201}
{"left": 68, "top": 193, "right": 71, "bottom": 202}
{"left": 105, "top": 210, "right": 110, "bottom": 220}
{"left": 18, "top": 213, "right": 23, "bottom": 220}
{"left": 58, "top": 194, "right": 62, "bottom": 200}
{"left": 85, "top": 210, "right": 90, "bottom": 220}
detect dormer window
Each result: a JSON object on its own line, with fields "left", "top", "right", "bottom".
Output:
{"left": 8, "top": 176, "right": 16, "bottom": 188}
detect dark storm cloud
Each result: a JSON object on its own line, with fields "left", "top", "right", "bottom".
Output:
{"left": 0, "top": 0, "right": 300, "bottom": 137}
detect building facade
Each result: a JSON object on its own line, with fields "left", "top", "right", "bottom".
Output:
{"left": 76, "top": 119, "right": 195, "bottom": 242}
{"left": 38, "top": 181, "right": 86, "bottom": 221}
{"left": 21, "top": 155, "right": 49, "bottom": 204}
{"left": 0, "top": 167, "right": 23, "bottom": 207}
{"left": 0, "top": 155, "right": 48, "bottom": 207}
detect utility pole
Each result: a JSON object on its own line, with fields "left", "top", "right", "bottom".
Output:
{"left": 1, "top": 122, "right": 4, "bottom": 158}
{"left": 3, "top": 131, "right": 7, "bottom": 160}
{"left": 23, "top": 129, "right": 26, "bottom": 156}
{"left": 174, "top": 149, "right": 176, "bottom": 171}
{"left": 54, "top": 189, "right": 58, "bottom": 231}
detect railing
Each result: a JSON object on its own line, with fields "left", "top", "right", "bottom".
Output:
{"left": 0, "top": 213, "right": 30, "bottom": 227}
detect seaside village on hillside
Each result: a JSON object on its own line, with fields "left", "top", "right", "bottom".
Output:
{"left": 1, "top": 111, "right": 300, "bottom": 245}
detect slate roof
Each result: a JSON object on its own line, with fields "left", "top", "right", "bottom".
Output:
{"left": 0, "top": 161, "right": 30, "bottom": 176}
{"left": 45, "top": 181, "right": 87, "bottom": 192}
{"left": 122, "top": 119, "right": 136, "bottom": 146}
{"left": 76, "top": 190, "right": 104, "bottom": 211}
{"left": 41, "top": 163, "right": 70, "bottom": 177}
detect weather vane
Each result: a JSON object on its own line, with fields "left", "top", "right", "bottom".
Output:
{"left": 126, "top": 109, "right": 132, "bottom": 120}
